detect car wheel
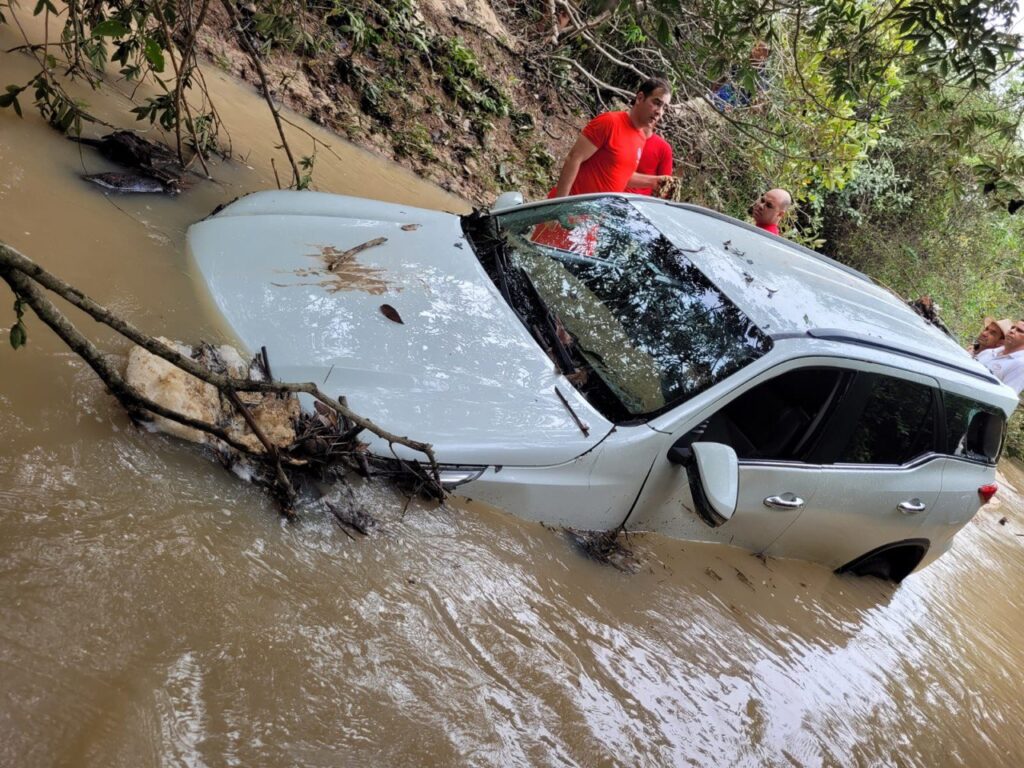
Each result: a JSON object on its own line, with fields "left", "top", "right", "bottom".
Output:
{"left": 836, "top": 538, "right": 930, "bottom": 583}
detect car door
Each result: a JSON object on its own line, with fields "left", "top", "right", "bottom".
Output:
{"left": 626, "top": 363, "right": 846, "bottom": 551}
{"left": 765, "top": 367, "right": 944, "bottom": 569}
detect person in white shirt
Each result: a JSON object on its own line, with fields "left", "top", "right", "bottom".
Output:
{"left": 968, "top": 316, "right": 1010, "bottom": 357}
{"left": 976, "top": 320, "right": 1024, "bottom": 394}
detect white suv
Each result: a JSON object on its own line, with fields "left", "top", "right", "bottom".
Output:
{"left": 188, "top": 191, "right": 1017, "bottom": 581}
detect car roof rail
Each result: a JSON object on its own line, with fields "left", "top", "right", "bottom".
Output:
{"left": 772, "top": 328, "right": 1002, "bottom": 386}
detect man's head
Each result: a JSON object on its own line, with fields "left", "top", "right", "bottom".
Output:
{"left": 752, "top": 188, "right": 792, "bottom": 228}
{"left": 750, "top": 40, "right": 771, "bottom": 65}
{"left": 630, "top": 78, "right": 672, "bottom": 131}
{"left": 978, "top": 317, "right": 1011, "bottom": 350}
{"left": 1003, "top": 320, "right": 1024, "bottom": 353}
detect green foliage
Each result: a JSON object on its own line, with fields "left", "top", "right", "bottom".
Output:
{"left": 332, "top": 7, "right": 381, "bottom": 52}
{"left": 131, "top": 93, "right": 177, "bottom": 131}
{"left": 31, "top": 74, "right": 85, "bottom": 134}
{"left": 893, "top": 0, "right": 1019, "bottom": 86}
{"left": 250, "top": 0, "right": 333, "bottom": 56}
{"left": 186, "top": 113, "right": 217, "bottom": 156}
{"left": 431, "top": 36, "right": 510, "bottom": 117}
{"left": 297, "top": 153, "right": 315, "bottom": 190}
{"left": 0, "top": 84, "right": 25, "bottom": 116}
{"left": 393, "top": 124, "right": 437, "bottom": 162}
{"left": 809, "top": 81, "right": 1024, "bottom": 451}
{"left": 9, "top": 297, "right": 27, "bottom": 350}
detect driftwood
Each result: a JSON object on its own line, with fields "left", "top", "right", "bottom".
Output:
{"left": 0, "top": 240, "right": 443, "bottom": 520}
{"left": 70, "top": 130, "right": 186, "bottom": 193}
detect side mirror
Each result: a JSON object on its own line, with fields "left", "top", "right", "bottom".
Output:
{"left": 689, "top": 442, "right": 738, "bottom": 526}
{"left": 492, "top": 191, "right": 524, "bottom": 211}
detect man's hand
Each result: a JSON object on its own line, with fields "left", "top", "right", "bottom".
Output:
{"left": 655, "top": 176, "right": 680, "bottom": 199}
{"left": 626, "top": 172, "right": 674, "bottom": 192}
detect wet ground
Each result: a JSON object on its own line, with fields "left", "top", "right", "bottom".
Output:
{"left": 4, "top": 19, "right": 1024, "bottom": 768}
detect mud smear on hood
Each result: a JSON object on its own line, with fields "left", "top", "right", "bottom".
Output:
{"left": 274, "top": 238, "right": 401, "bottom": 295}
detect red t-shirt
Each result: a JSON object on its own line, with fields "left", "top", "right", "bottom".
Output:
{"left": 756, "top": 222, "right": 780, "bottom": 235}
{"left": 624, "top": 134, "right": 673, "bottom": 195}
{"left": 549, "top": 111, "right": 646, "bottom": 197}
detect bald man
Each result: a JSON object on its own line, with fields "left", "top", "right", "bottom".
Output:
{"left": 751, "top": 188, "right": 792, "bottom": 235}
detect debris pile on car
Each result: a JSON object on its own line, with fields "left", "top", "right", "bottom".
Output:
{"left": 122, "top": 337, "right": 443, "bottom": 521}
{"left": 565, "top": 528, "right": 640, "bottom": 573}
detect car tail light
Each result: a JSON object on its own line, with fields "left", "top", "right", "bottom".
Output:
{"left": 978, "top": 484, "right": 998, "bottom": 503}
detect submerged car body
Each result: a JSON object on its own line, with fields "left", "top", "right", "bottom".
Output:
{"left": 188, "top": 190, "right": 1017, "bottom": 580}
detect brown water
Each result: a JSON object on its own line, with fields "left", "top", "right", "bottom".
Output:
{"left": 5, "top": 21, "right": 1024, "bottom": 768}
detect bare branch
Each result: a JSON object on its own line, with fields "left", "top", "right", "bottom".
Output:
{"left": 220, "top": 0, "right": 302, "bottom": 188}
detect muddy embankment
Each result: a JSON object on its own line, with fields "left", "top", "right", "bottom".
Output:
{"left": 191, "top": 0, "right": 582, "bottom": 205}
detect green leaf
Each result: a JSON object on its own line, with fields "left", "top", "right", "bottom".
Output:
{"left": 9, "top": 322, "right": 26, "bottom": 350}
{"left": 91, "top": 19, "right": 129, "bottom": 37}
{"left": 143, "top": 38, "right": 165, "bottom": 72}
{"left": 57, "top": 107, "right": 75, "bottom": 133}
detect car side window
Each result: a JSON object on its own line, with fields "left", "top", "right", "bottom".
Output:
{"left": 682, "top": 367, "right": 849, "bottom": 461}
{"left": 830, "top": 374, "right": 937, "bottom": 465}
{"left": 944, "top": 392, "right": 1006, "bottom": 463}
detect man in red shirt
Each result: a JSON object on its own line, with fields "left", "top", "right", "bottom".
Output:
{"left": 551, "top": 78, "right": 673, "bottom": 198}
{"left": 751, "top": 188, "right": 792, "bottom": 235}
{"left": 624, "top": 129, "right": 673, "bottom": 195}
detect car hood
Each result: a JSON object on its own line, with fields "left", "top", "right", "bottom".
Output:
{"left": 186, "top": 191, "right": 609, "bottom": 465}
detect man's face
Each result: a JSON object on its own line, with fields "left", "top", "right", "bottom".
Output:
{"left": 752, "top": 190, "right": 787, "bottom": 226}
{"left": 978, "top": 322, "right": 1005, "bottom": 349}
{"left": 1003, "top": 322, "right": 1024, "bottom": 352}
{"left": 631, "top": 88, "right": 671, "bottom": 130}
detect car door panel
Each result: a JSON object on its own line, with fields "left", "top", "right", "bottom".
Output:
{"left": 625, "top": 454, "right": 821, "bottom": 550}
{"left": 721, "top": 463, "right": 821, "bottom": 552}
{"left": 766, "top": 460, "right": 944, "bottom": 569}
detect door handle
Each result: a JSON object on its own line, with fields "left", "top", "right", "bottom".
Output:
{"left": 763, "top": 493, "right": 805, "bottom": 510}
{"left": 897, "top": 499, "right": 927, "bottom": 515}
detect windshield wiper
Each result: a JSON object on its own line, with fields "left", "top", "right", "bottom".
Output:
{"left": 513, "top": 264, "right": 577, "bottom": 375}
{"left": 489, "top": 230, "right": 578, "bottom": 376}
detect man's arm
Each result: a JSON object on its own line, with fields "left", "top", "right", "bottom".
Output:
{"left": 553, "top": 135, "right": 599, "bottom": 198}
{"left": 627, "top": 172, "right": 672, "bottom": 190}
{"left": 632, "top": 140, "right": 675, "bottom": 193}
{"left": 656, "top": 142, "right": 673, "bottom": 176}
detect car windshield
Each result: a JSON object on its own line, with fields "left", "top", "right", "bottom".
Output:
{"left": 464, "top": 196, "right": 772, "bottom": 419}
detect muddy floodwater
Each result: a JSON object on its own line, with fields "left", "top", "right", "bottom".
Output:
{"left": 5, "top": 24, "right": 1024, "bottom": 768}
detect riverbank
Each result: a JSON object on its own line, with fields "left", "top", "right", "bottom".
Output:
{"left": 189, "top": 0, "right": 579, "bottom": 206}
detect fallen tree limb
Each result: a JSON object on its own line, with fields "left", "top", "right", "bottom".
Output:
{"left": 0, "top": 242, "right": 438, "bottom": 472}
{"left": 0, "top": 240, "right": 443, "bottom": 516}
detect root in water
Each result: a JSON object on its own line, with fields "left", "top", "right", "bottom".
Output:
{"left": 564, "top": 528, "right": 640, "bottom": 573}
